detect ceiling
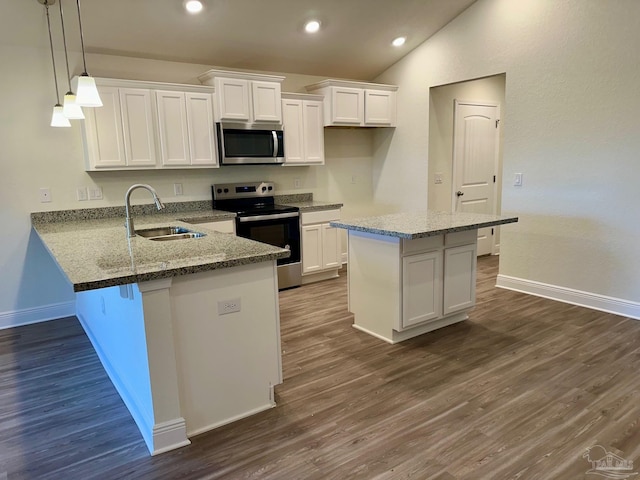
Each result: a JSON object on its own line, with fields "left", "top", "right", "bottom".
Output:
{"left": 4, "top": 0, "right": 477, "bottom": 80}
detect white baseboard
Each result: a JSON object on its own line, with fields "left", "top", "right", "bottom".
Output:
{"left": 0, "top": 301, "right": 75, "bottom": 330}
{"left": 342, "top": 252, "right": 348, "bottom": 265}
{"left": 496, "top": 275, "right": 640, "bottom": 320}
{"left": 187, "top": 402, "right": 275, "bottom": 438}
{"left": 151, "top": 419, "right": 191, "bottom": 456}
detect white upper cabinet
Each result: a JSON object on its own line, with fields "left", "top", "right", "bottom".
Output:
{"left": 306, "top": 79, "right": 398, "bottom": 127}
{"left": 156, "top": 90, "right": 217, "bottom": 167}
{"left": 281, "top": 93, "right": 325, "bottom": 165}
{"left": 198, "top": 70, "right": 285, "bottom": 123}
{"left": 79, "top": 78, "right": 218, "bottom": 171}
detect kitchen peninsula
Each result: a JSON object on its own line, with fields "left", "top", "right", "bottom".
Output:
{"left": 331, "top": 211, "right": 518, "bottom": 344}
{"left": 31, "top": 202, "right": 289, "bottom": 456}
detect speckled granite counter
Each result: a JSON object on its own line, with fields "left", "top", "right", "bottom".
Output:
{"left": 284, "top": 200, "right": 344, "bottom": 212}
{"left": 31, "top": 206, "right": 289, "bottom": 292}
{"left": 330, "top": 211, "right": 518, "bottom": 239}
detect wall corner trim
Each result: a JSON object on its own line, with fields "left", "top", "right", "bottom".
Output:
{"left": 0, "top": 301, "right": 76, "bottom": 330}
{"left": 496, "top": 275, "right": 640, "bottom": 320}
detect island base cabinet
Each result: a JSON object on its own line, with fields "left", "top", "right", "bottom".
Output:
{"left": 348, "top": 229, "right": 477, "bottom": 344}
{"left": 76, "top": 261, "right": 282, "bottom": 455}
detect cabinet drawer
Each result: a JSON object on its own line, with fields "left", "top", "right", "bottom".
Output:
{"left": 301, "top": 209, "right": 340, "bottom": 225}
{"left": 445, "top": 229, "right": 477, "bottom": 247}
{"left": 402, "top": 235, "right": 443, "bottom": 255}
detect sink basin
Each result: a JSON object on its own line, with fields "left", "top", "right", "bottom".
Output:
{"left": 135, "top": 226, "right": 207, "bottom": 241}
{"left": 149, "top": 232, "right": 207, "bottom": 241}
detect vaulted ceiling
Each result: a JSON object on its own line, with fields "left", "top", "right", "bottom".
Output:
{"left": 3, "top": 0, "right": 477, "bottom": 80}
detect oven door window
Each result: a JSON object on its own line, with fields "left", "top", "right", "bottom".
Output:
{"left": 237, "top": 217, "right": 300, "bottom": 265}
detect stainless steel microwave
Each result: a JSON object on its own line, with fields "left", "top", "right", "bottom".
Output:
{"left": 216, "top": 122, "right": 285, "bottom": 165}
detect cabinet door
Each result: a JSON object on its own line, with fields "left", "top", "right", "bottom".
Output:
{"left": 119, "top": 88, "right": 157, "bottom": 167}
{"left": 252, "top": 81, "right": 282, "bottom": 122}
{"left": 185, "top": 92, "right": 217, "bottom": 166}
{"left": 303, "top": 100, "right": 325, "bottom": 164}
{"left": 156, "top": 90, "right": 189, "bottom": 166}
{"left": 365, "top": 89, "right": 396, "bottom": 126}
{"left": 215, "top": 78, "right": 250, "bottom": 121}
{"left": 402, "top": 251, "right": 443, "bottom": 329}
{"left": 443, "top": 243, "right": 477, "bottom": 316}
{"left": 84, "top": 86, "right": 126, "bottom": 169}
{"left": 302, "top": 224, "right": 322, "bottom": 274}
{"left": 331, "top": 87, "right": 363, "bottom": 125}
{"left": 282, "top": 99, "right": 304, "bottom": 164}
{"left": 321, "top": 224, "right": 341, "bottom": 269}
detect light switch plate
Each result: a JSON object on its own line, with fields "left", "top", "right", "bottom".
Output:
{"left": 174, "top": 183, "right": 183, "bottom": 196}
{"left": 89, "top": 187, "right": 103, "bottom": 200}
{"left": 514, "top": 173, "right": 523, "bottom": 186}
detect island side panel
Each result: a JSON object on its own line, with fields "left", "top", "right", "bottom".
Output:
{"left": 348, "top": 230, "right": 401, "bottom": 343}
{"left": 76, "top": 284, "right": 155, "bottom": 450}
{"left": 169, "top": 261, "right": 282, "bottom": 437}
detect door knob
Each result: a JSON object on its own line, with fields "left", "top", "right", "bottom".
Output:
{"left": 456, "top": 191, "right": 464, "bottom": 197}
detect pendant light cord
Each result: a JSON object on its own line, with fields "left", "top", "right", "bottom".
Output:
{"left": 58, "top": 0, "right": 73, "bottom": 91}
{"left": 45, "top": 2, "right": 62, "bottom": 105}
{"left": 76, "top": 0, "right": 89, "bottom": 74}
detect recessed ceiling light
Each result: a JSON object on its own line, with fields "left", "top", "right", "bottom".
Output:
{"left": 392, "top": 36, "right": 406, "bottom": 47}
{"left": 185, "top": 0, "right": 203, "bottom": 14}
{"left": 305, "top": 20, "right": 321, "bottom": 33}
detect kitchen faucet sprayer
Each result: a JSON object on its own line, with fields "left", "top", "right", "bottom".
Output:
{"left": 124, "top": 184, "right": 165, "bottom": 238}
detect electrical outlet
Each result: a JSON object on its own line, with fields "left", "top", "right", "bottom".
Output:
{"left": 88, "top": 186, "right": 103, "bottom": 200}
{"left": 39, "top": 187, "right": 52, "bottom": 203}
{"left": 76, "top": 187, "right": 88, "bottom": 201}
{"left": 294, "top": 178, "right": 301, "bottom": 189}
{"left": 174, "top": 183, "right": 183, "bottom": 196}
{"left": 218, "top": 298, "right": 241, "bottom": 315}
{"left": 434, "top": 173, "right": 443, "bottom": 185}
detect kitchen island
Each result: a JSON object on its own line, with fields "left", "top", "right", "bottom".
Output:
{"left": 331, "top": 211, "right": 518, "bottom": 344}
{"left": 31, "top": 203, "right": 289, "bottom": 455}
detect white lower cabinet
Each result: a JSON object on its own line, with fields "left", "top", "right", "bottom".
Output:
{"left": 402, "top": 250, "right": 443, "bottom": 329}
{"left": 301, "top": 209, "right": 341, "bottom": 282}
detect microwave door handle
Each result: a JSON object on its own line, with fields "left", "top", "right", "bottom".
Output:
{"left": 271, "top": 130, "right": 278, "bottom": 157}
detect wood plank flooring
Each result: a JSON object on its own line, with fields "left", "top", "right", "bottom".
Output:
{"left": 2, "top": 256, "right": 640, "bottom": 479}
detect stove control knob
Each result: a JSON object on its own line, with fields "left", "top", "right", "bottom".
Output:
{"left": 268, "top": 186, "right": 273, "bottom": 191}
{"left": 224, "top": 188, "right": 229, "bottom": 193}
{"left": 216, "top": 188, "right": 222, "bottom": 194}
{"left": 262, "top": 186, "right": 267, "bottom": 192}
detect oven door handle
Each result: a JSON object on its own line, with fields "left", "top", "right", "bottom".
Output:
{"left": 238, "top": 212, "right": 299, "bottom": 223}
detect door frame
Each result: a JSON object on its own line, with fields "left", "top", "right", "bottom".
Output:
{"left": 452, "top": 99, "right": 501, "bottom": 255}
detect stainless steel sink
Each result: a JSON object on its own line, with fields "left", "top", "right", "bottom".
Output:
{"left": 135, "top": 226, "right": 206, "bottom": 241}
{"left": 149, "top": 232, "right": 207, "bottom": 241}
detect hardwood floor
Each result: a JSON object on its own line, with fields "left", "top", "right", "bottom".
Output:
{"left": 2, "top": 256, "right": 640, "bottom": 479}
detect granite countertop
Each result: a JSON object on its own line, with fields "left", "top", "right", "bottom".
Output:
{"left": 32, "top": 207, "right": 289, "bottom": 292}
{"left": 284, "top": 200, "right": 344, "bottom": 212}
{"left": 330, "top": 211, "right": 518, "bottom": 239}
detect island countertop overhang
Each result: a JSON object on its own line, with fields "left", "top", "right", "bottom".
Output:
{"left": 330, "top": 211, "right": 519, "bottom": 239}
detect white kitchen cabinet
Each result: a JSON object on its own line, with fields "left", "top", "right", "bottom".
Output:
{"left": 198, "top": 70, "right": 285, "bottom": 123}
{"left": 156, "top": 91, "right": 217, "bottom": 167}
{"left": 347, "top": 228, "right": 477, "bottom": 343}
{"left": 306, "top": 79, "right": 397, "bottom": 127}
{"left": 189, "top": 219, "right": 235, "bottom": 235}
{"left": 281, "top": 93, "right": 325, "bottom": 165}
{"left": 79, "top": 77, "right": 218, "bottom": 171}
{"left": 83, "top": 86, "right": 156, "bottom": 169}
{"left": 301, "top": 209, "right": 341, "bottom": 283}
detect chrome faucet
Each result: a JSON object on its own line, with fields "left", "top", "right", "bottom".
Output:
{"left": 125, "top": 184, "right": 165, "bottom": 237}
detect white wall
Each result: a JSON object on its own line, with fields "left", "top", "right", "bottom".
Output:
{"left": 373, "top": 0, "right": 640, "bottom": 308}
{"left": 0, "top": 46, "right": 374, "bottom": 325}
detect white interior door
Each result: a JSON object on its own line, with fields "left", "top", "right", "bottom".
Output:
{"left": 452, "top": 100, "right": 500, "bottom": 256}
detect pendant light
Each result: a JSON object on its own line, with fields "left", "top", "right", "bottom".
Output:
{"left": 74, "top": 0, "right": 102, "bottom": 107}
{"left": 41, "top": 0, "right": 71, "bottom": 128}
{"left": 58, "top": 0, "right": 84, "bottom": 119}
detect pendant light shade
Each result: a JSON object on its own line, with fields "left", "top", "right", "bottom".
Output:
{"left": 51, "top": 104, "right": 72, "bottom": 127}
{"left": 74, "top": 0, "right": 102, "bottom": 107}
{"left": 63, "top": 92, "right": 84, "bottom": 119}
{"left": 75, "top": 74, "right": 102, "bottom": 107}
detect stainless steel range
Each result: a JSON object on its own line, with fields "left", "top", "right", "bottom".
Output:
{"left": 212, "top": 182, "right": 301, "bottom": 289}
